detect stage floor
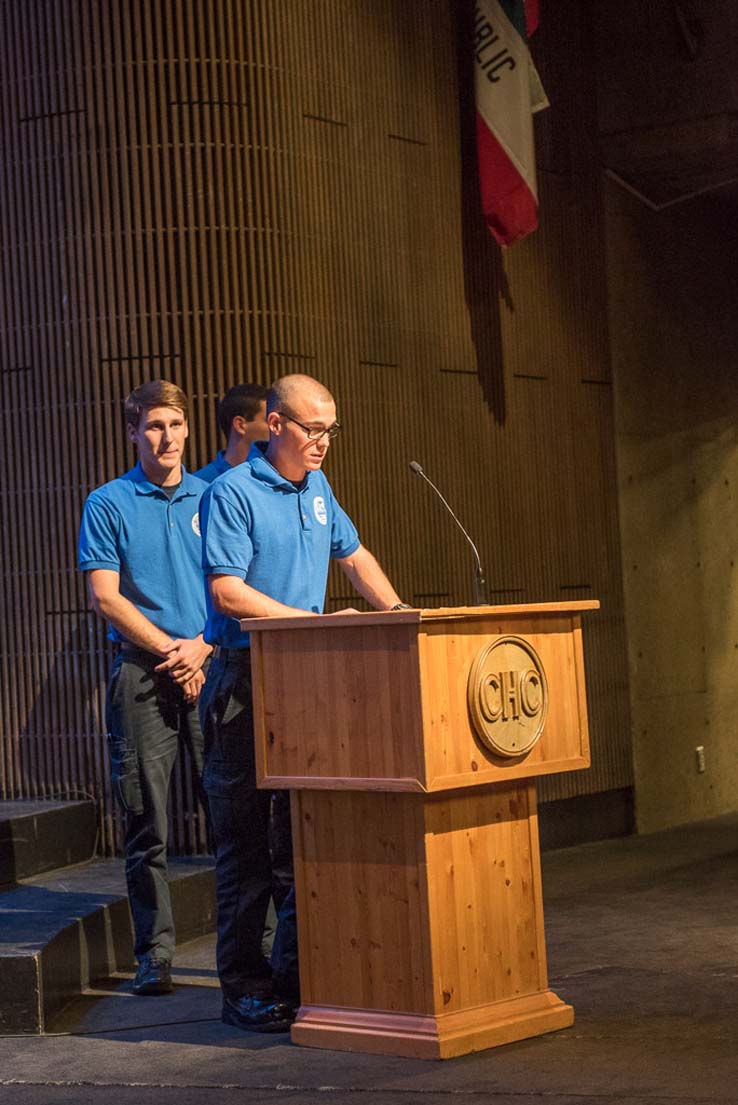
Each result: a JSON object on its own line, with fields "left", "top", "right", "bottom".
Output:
{"left": 2, "top": 814, "right": 738, "bottom": 1104}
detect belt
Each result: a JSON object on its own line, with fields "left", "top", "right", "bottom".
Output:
{"left": 119, "top": 642, "right": 248, "bottom": 662}
{"left": 212, "top": 644, "right": 250, "bottom": 662}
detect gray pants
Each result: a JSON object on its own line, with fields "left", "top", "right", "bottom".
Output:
{"left": 106, "top": 648, "right": 206, "bottom": 962}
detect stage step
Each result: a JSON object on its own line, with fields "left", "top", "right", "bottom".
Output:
{"left": 0, "top": 799, "right": 98, "bottom": 887}
{"left": 0, "top": 798, "right": 216, "bottom": 1034}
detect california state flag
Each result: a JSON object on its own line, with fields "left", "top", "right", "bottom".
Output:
{"left": 474, "top": 0, "right": 548, "bottom": 246}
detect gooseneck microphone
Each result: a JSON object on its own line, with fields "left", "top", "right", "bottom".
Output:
{"left": 408, "top": 461, "right": 488, "bottom": 606}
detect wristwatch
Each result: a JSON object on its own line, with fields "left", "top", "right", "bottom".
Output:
{"left": 391, "top": 602, "right": 412, "bottom": 611}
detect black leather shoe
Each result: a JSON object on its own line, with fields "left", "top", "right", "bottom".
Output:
{"left": 221, "top": 991, "right": 298, "bottom": 1033}
{"left": 132, "top": 956, "right": 174, "bottom": 995}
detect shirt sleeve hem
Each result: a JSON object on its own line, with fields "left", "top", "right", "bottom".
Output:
{"left": 331, "top": 538, "right": 361, "bottom": 561}
{"left": 79, "top": 560, "right": 120, "bottom": 572}
{"left": 203, "top": 565, "right": 248, "bottom": 579}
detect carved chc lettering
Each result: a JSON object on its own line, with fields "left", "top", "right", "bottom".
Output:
{"left": 481, "top": 673, "right": 502, "bottom": 721}
{"left": 467, "top": 637, "right": 548, "bottom": 758}
{"left": 520, "top": 669, "right": 542, "bottom": 717}
{"left": 481, "top": 668, "right": 542, "bottom": 724}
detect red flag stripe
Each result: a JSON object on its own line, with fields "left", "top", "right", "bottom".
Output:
{"left": 524, "top": 0, "right": 540, "bottom": 36}
{"left": 476, "top": 113, "right": 538, "bottom": 247}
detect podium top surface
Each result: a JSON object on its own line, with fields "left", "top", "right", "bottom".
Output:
{"left": 239, "top": 599, "right": 599, "bottom": 633}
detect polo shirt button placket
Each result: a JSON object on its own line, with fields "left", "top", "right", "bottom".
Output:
{"left": 299, "top": 491, "right": 309, "bottom": 530}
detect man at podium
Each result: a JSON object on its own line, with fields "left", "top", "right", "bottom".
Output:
{"left": 199, "top": 373, "right": 408, "bottom": 1033}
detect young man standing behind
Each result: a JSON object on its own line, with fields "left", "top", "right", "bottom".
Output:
{"left": 78, "top": 380, "right": 212, "bottom": 996}
{"left": 195, "top": 383, "right": 268, "bottom": 483}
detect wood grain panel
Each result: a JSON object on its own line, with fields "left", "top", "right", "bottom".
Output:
{"left": 251, "top": 605, "right": 592, "bottom": 793}
{"left": 0, "top": 0, "right": 632, "bottom": 855}
{"left": 251, "top": 620, "right": 426, "bottom": 789}
{"left": 423, "top": 783, "right": 547, "bottom": 1013}
{"left": 292, "top": 783, "right": 550, "bottom": 1014}
{"left": 419, "top": 616, "right": 590, "bottom": 790}
{"left": 291, "top": 781, "right": 572, "bottom": 1058}
{"left": 293, "top": 789, "right": 434, "bottom": 1013}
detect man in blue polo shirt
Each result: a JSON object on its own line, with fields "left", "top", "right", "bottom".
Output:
{"left": 197, "top": 382, "right": 280, "bottom": 958}
{"left": 200, "top": 373, "right": 409, "bottom": 1033}
{"left": 78, "top": 380, "right": 212, "bottom": 997}
{"left": 195, "top": 382, "right": 268, "bottom": 484}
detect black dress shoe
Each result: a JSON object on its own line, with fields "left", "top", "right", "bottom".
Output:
{"left": 132, "top": 956, "right": 174, "bottom": 995}
{"left": 221, "top": 991, "right": 298, "bottom": 1033}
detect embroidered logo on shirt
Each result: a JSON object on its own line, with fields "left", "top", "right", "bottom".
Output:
{"left": 192, "top": 512, "right": 201, "bottom": 536}
{"left": 313, "top": 496, "right": 328, "bottom": 526}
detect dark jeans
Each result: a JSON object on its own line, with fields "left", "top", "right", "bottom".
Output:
{"left": 199, "top": 649, "right": 298, "bottom": 999}
{"left": 106, "top": 648, "right": 206, "bottom": 963}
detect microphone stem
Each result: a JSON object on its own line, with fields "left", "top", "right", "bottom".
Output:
{"left": 411, "top": 465, "right": 488, "bottom": 607}
{"left": 424, "top": 481, "right": 483, "bottom": 574}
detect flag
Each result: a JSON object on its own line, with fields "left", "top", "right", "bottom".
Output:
{"left": 524, "top": 0, "right": 540, "bottom": 35}
{"left": 474, "top": 0, "right": 548, "bottom": 246}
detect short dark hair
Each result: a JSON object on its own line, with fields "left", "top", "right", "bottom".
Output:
{"left": 217, "top": 383, "right": 268, "bottom": 437}
{"left": 124, "top": 380, "right": 188, "bottom": 427}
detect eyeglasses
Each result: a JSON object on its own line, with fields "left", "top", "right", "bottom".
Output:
{"left": 279, "top": 412, "right": 342, "bottom": 441}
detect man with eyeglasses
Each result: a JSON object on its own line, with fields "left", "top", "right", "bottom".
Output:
{"left": 199, "top": 373, "right": 408, "bottom": 1033}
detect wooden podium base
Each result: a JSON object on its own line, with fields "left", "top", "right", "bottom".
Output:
{"left": 291, "top": 783, "right": 571, "bottom": 1060}
{"left": 292, "top": 991, "right": 574, "bottom": 1060}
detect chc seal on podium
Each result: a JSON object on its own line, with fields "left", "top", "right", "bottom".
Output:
{"left": 467, "top": 636, "right": 548, "bottom": 758}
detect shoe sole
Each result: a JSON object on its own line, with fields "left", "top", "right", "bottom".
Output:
{"left": 221, "top": 1007, "right": 293, "bottom": 1033}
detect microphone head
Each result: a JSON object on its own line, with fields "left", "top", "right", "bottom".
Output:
{"left": 409, "top": 460, "right": 424, "bottom": 476}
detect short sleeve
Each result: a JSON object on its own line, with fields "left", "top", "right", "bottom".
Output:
{"left": 201, "top": 483, "right": 255, "bottom": 578}
{"left": 328, "top": 488, "right": 360, "bottom": 560}
{"left": 78, "top": 492, "right": 121, "bottom": 572}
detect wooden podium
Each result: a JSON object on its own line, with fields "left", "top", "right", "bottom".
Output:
{"left": 242, "top": 601, "right": 598, "bottom": 1059}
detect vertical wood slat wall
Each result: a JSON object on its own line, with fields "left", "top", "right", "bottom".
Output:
{"left": 0, "top": 0, "right": 632, "bottom": 857}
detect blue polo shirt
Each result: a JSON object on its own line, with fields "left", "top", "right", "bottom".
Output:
{"left": 201, "top": 443, "right": 360, "bottom": 648}
{"left": 78, "top": 463, "right": 208, "bottom": 643}
{"left": 194, "top": 450, "right": 232, "bottom": 484}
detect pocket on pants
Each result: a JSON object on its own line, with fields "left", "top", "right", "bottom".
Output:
{"left": 106, "top": 662, "right": 145, "bottom": 816}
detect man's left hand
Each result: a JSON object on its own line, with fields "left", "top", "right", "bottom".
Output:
{"left": 155, "top": 636, "right": 211, "bottom": 684}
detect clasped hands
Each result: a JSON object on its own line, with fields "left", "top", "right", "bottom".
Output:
{"left": 155, "top": 636, "right": 212, "bottom": 703}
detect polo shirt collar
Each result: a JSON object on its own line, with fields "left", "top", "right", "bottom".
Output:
{"left": 247, "top": 442, "right": 313, "bottom": 494}
{"left": 129, "top": 461, "right": 200, "bottom": 500}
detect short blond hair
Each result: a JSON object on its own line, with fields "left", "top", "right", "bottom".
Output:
{"left": 267, "top": 374, "right": 333, "bottom": 416}
{"left": 124, "top": 380, "right": 189, "bottom": 427}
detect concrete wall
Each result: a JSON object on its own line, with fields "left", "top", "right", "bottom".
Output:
{"left": 606, "top": 182, "right": 738, "bottom": 832}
